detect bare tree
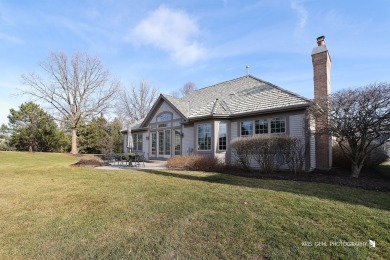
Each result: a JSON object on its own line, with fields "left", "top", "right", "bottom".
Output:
{"left": 181, "top": 81, "right": 196, "bottom": 97}
{"left": 21, "top": 51, "right": 120, "bottom": 154}
{"left": 116, "top": 80, "right": 159, "bottom": 124}
{"left": 309, "top": 82, "right": 390, "bottom": 178}
{"left": 170, "top": 81, "right": 197, "bottom": 98}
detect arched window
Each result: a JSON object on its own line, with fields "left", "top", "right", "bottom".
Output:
{"left": 157, "top": 112, "right": 172, "bottom": 122}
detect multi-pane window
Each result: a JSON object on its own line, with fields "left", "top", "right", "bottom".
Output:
{"left": 165, "top": 130, "right": 171, "bottom": 155}
{"left": 197, "top": 123, "right": 212, "bottom": 151}
{"left": 255, "top": 119, "right": 268, "bottom": 134}
{"left": 132, "top": 133, "right": 143, "bottom": 151}
{"left": 241, "top": 117, "right": 286, "bottom": 136}
{"left": 157, "top": 130, "right": 171, "bottom": 156}
{"left": 241, "top": 121, "right": 253, "bottom": 136}
{"left": 174, "top": 130, "right": 181, "bottom": 155}
{"left": 151, "top": 132, "right": 157, "bottom": 155}
{"left": 218, "top": 122, "right": 227, "bottom": 151}
{"left": 158, "top": 131, "right": 164, "bottom": 154}
{"left": 271, "top": 117, "right": 286, "bottom": 134}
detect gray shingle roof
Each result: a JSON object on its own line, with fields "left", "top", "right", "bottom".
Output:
{"left": 181, "top": 75, "right": 310, "bottom": 118}
{"left": 161, "top": 94, "right": 189, "bottom": 117}
{"left": 120, "top": 118, "right": 144, "bottom": 133}
{"left": 128, "top": 75, "right": 311, "bottom": 131}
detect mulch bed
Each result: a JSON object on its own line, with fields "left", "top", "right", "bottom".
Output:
{"left": 223, "top": 167, "right": 390, "bottom": 192}
{"left": 72, "top": 159, "right": 109, "bottom": 167}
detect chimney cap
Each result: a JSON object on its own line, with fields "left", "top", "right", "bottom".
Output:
{"left": 246, "top": 65, "right": 250, "bottom": 76}
{"left": 317, "top": 35, "right": 325, "bottom": 46}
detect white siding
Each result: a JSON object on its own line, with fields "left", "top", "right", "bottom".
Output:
{"left": 182, "top": 126, "right": 194, "bottom": 155}
{"left": 230, "top": 114, "right": 312, "bottom": 171}
{"left": 309, "top": 118, "right": 316, "bottom": 169}
{"left": 284, "top": 114, "right": 306, "bottom": 170}
{"left": 231, "top": 122, "right": 238, "bottom": 140}
{"left": 229, "top": 121, "right": 239, "bottom": 166}
{"left": 289, "top": 114, "right": 305, "bottom": 140}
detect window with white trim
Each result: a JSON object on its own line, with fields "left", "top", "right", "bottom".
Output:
{"left": 241, "top": 121, "right": 253, "bottom": 136}
{"left": 197, "top": 123, "right": 212, "bottom": 151}
{"left": 271, "top": 117, "right": 286, "bottom": 134}
{"left": 255, "top": 119, "right": 268, "bottom": 134}
{"left": 240, "top": 117, "right": 286, "bottom": 136}
{"left": 157, "top": 113, "right": 172, "bottom": 122}
{"left": 218, "top": 122, "right": 227, "bottom": 151}
{"left": 132, "top": 133, "right": 143, "bottom": 151}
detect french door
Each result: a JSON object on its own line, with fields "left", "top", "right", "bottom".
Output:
{"left": 150, "top": 129, "right": 181, "bottom": 158}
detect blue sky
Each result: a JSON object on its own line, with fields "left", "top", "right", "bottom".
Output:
{"left": 1, "top": 0, "right": 389, "bottom": 125}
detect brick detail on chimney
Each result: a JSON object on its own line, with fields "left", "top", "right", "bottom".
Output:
{"left": 312, "top": 41, "right": 332, "bottom": 170}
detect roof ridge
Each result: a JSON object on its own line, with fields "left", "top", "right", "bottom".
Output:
{"left": 162, "top": 93, "right": 177, "bottom": 98}
{"left": 247, "top": 75, "right": 311, "bottom": 102}
{"left": 182, "top": 75, "right": 251, "bottom": 96}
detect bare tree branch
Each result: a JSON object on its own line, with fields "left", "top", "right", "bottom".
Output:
{"left": 309, "top": 82, "right": 390, "bottom": 177}
{"left": 115, "top": 80, "right": 159, "bottom": 125}
{"left": 20, "top": 51, "right": 120, "bottom": 154}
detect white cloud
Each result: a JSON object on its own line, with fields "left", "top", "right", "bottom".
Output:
{"left": 129, "top": 5, "right": 207, "bottom": 65}
{"left": 290, "top": 0, "right": 308, "bottom": 29}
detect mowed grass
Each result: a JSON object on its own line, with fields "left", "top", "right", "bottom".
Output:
{"left": 0, "top": 152, "right": 389, "bottom": 259}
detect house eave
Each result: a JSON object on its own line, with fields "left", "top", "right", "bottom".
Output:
{"left": 185, "top": 104, "right": 309, "bottom": 123}
{"left": 120, "top": 127, "right": 149, "bottom": 134}
{"left": 139, "top": 94, "right": 188, "bottom": 128}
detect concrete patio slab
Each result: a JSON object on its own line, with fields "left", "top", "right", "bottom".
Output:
{"left": 96, "top": 161, "right": 167, "bottom": 171}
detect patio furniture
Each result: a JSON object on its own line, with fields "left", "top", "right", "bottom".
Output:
{"left": 134, "top": 152, "right": 145, "bottom": 167}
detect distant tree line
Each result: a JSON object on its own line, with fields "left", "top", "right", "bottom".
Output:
{"left": 6, "top": 49, "right": 388, "bottom": 179}
{"left": 1, "top": 102, "right": 123, "bottom": 154}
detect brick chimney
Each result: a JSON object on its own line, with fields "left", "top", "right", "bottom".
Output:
{"left": 311, "top": 35, "right": 332, "bottom": 170}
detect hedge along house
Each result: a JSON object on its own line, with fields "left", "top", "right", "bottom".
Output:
{"left": 121, "top": 36, "right": 332, "bottom": 171}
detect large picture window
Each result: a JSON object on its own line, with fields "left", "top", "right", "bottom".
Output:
{"left": 241, "top": 117, "right": 286, "bottom": 136}
{"left": 197, "top": 123, "right": 211, "bottom": 151}
{"left": 218, "top": 122, "right": 227, "bottom": 151}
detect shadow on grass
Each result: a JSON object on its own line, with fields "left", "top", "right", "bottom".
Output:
{"left": 377, "top": 164, "right": 390, "bottom": 179}
{"left": 138, "top": 169, "right": 390, "bottom": 211}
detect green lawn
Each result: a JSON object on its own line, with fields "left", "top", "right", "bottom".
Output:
{"left": 0, "top": 152, "right": 389, "bottom": 259}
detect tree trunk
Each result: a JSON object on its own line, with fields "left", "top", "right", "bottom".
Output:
{"left": 71, "top": 128, "right": 78, "bottom": 154}
{"left": 351, "top": 161, "right": 363, "bottom": 178}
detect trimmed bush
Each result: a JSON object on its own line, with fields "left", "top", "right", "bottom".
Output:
{"left": 282, "top": 136, "right": 305, "bottom": 174}
{"left": 167, "top": 155, "right": 223, "bottom": 172}
{"left": 250, "top": 135, "right": 283, "bottom": 174}
{"left": 231, "top": 135, "right": 305, "bottom": 174}
{"left": 230, "top": 137, "right": 252, "bottom": 170}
